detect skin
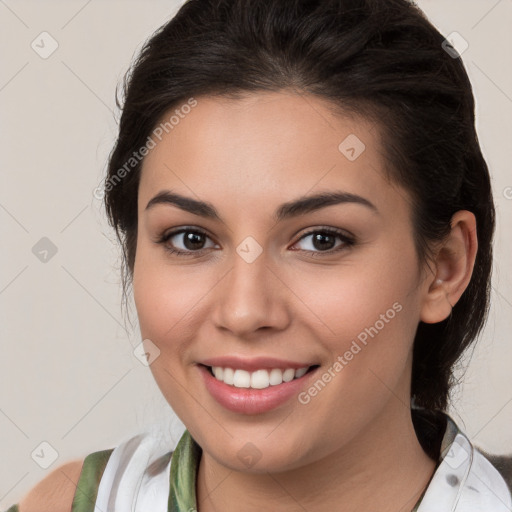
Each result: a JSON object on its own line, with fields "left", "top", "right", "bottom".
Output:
{"left": 132, "top": 90, "right": 477, "bottom": 512}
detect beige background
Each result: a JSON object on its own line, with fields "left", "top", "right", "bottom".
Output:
{"left": 1, "top": 0, "right": 511, "bottom": 507}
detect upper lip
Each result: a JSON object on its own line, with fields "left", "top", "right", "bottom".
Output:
{"left": 199, "top": 356, "right": 317, "bottom": 372}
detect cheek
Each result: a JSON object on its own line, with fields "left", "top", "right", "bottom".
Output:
{"left": 133, "top": 263, "right": 171, "bottom": 340}
{"left": 132, "top": 248, "right": 202, "bottom": 416}
{"left": 289, "top": 241, "right": 422, "bottom": 403}
{"left": 133, "top": 269, "right": 203, "bottom": 346}
{"left": 292, "top": 246, "right": 420, "bottom": 344}
{"left": 289, "top": 259, "right": 420, "bottom": 442}
{"left": 133, "top": 237, "right": 194, "bottom": 337}
{"left": 132, "top": 242, "right": 222, "bottom": 377}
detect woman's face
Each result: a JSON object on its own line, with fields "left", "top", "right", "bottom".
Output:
{"left": 133, "top": 91, "right": 431, "bottom": 472}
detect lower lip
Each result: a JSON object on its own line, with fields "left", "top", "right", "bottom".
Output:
{"left": 198, "top": 364, "right": 319, "bottom": 415}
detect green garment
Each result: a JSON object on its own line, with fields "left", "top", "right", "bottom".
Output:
{"left": 165, "top": 430, "right": 438, "bottom": 512}
{"left": 2, "top": 450, "right": 113, "bottom": 512}
{"left": 71, "top": 449, "right": 114, "bottom": 511}
{"left": 2, "top": 416, "right": 457, "bottom": 512}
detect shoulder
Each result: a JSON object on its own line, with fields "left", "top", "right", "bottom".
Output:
{"left": 16, "top": 446, "right": 115, "bottom": 512}
{"left": 14, "top": 430, "right": 173, "bottom": 512}
{"left": 481, "top": 451, "right": 512, "bottom": 495}
{"left": 18, "top": 458, "right": 85, "bottom": 512}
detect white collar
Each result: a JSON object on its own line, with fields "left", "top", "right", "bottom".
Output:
{"left": 95, "top": 417, "right": 511, "bottom": 511}
{"left": 417, "top": 422, "right": 511, "bottom": 511}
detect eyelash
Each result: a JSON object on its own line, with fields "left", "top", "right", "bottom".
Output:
{"left": 155, "top": 226, "right": 355, "bottom": 258}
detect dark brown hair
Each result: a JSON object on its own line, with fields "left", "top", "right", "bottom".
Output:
{"left": 103, "top": 0, "right": 495, "bottom": 424}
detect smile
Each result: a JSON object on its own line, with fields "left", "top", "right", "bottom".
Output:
{"left": 198, "top": 363, "right": 320, "bottom": 414}
{"left": 208, "top": 366, "right": 315, "bottom": 389}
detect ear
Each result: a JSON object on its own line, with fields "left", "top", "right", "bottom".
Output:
{"left": 420, "top": 210, "right": 478, "bottom": 324}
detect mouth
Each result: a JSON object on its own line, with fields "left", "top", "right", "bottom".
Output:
{"left": 201, "top": 364, "right": 320, "bottom": 390}
{"left": 198, "top": 362, "right": 321, "bottom": 415}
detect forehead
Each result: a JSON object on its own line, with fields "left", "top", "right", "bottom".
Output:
{"left": 138, "top": 91, "right": 404, "bottom": 217}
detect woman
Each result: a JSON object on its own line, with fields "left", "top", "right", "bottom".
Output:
{"left": 8, "top": 0, "right": 511, "bottom": 510}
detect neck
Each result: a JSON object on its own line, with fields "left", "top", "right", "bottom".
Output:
{"left": 196, "top": 399, "right": 437, "bottom": 512}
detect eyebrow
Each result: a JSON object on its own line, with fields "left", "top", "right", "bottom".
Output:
{"left": 145, "top": 189, "right": 378, "bottom": 222}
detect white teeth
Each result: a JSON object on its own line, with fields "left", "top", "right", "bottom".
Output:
{"left": 223, "top": 367, "right": 234, "bottom": 385}
{"left": 282, "top": 368, "right": 295, "bottom": 382}
{"left": 212, "top": 367, "right": 223, "bottom": 380}
{"left": 269, "top": 368, "right": 283, "bottom": 385}
{"left": 210, "top": 366, "right": 311, "bottom": 389}
{"left": 294, "top": 367, "right": 308, "bottom": 378}
{"left": 250, "top": 370, "right": 269, "bottom": 389}
{"left": 233, "top": 369, "right": 251, "bottom": 388}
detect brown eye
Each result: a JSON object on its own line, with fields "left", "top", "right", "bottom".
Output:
{"left": 180, "top": 231, "right": 208, "bottom": 250}
{"left": 292, "top": 228, "right": 355, "bottom": 255}
{"left": 156, "top": 228, "right": 218, "bottom": 256}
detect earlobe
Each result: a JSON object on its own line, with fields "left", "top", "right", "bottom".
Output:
{"left": 420, "top": 210, "right": 478, "bottom": 324}
{"left": 420, "top": 278, "right": 453, "bottom": 324}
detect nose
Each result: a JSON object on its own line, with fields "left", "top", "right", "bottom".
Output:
{"left": 211, "top": 248, "right": 291, "bottom": 337}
